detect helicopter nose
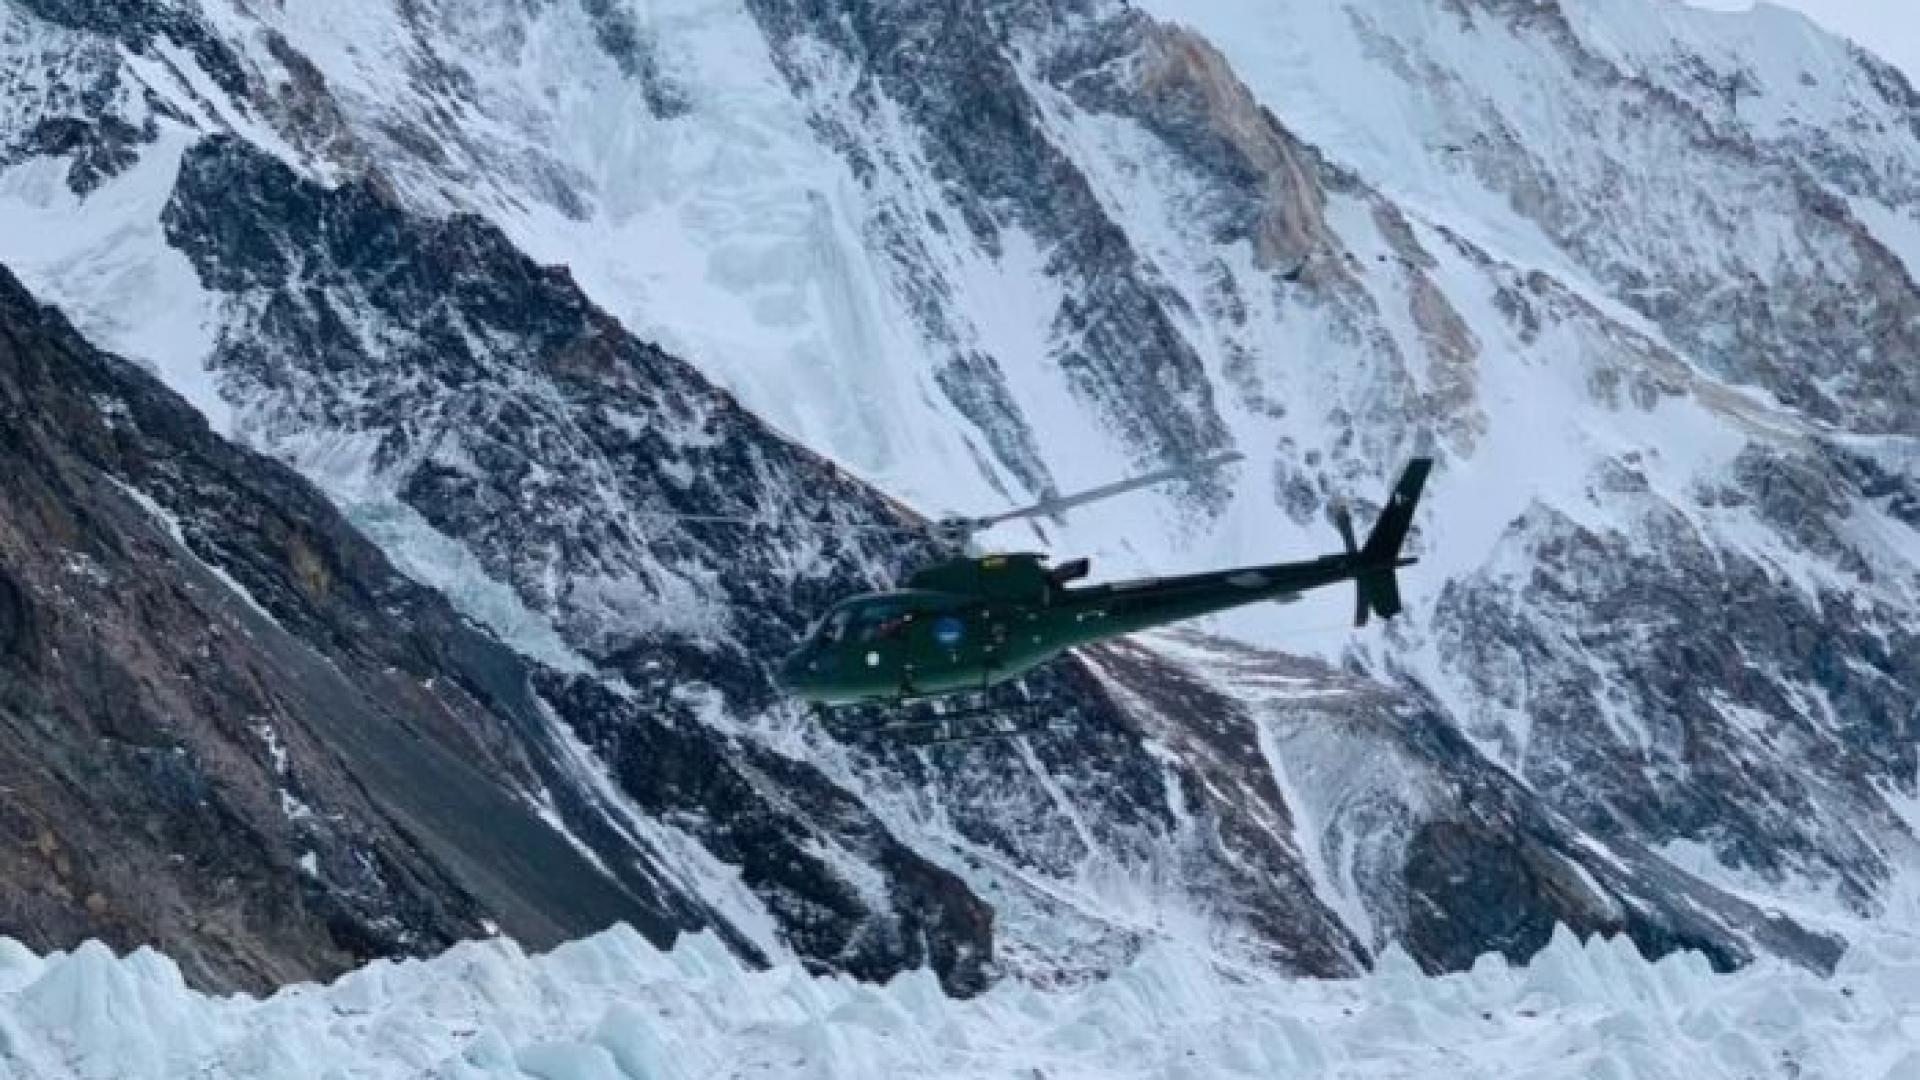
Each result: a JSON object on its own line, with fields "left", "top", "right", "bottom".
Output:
{"left": 774, "top": 651, "right": 810, "bottom": 693}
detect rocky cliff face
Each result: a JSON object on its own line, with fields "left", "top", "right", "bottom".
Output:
{"left": 0, "top": 260, "right": 701, "bottom": 992}
{"left": 0, "top": 0, "right": 1912, "bottom": 996}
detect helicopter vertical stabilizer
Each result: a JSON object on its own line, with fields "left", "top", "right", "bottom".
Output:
{"left": 1351, "top": 457, "right": 1433, "bottom": 627}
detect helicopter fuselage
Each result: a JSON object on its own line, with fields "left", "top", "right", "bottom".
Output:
{"left": 774, "top": 550, "right": 1360, "bottom": 707}
{"left": 775, "top": 456, "right": 1432, "bottom": 712}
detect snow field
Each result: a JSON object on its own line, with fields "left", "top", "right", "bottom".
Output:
{"left": 2, "top": 924, "right": 1918, "bottom": 1079}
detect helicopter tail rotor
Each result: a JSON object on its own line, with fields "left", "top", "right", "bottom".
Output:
{"left": 1326, "top": 498, "right": 1366, "bottom": 626}
{"left": 1326, "top": 499, "right": 1359, "bottom": 557}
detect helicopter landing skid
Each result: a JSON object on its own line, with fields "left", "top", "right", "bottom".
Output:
{"left": 820, "top": 700, "right": 1070, "bottom": 748}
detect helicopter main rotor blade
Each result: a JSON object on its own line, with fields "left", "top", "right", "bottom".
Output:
{"left": 631, "top": 509, "right": 924, "bottom": 537}
{"left": 634, "top": 511, "right": 768, "bottom": 525}
{"left": 635, "top": 448, "right": 1242, "bottom": 547}
{"left": 963, "top": 450, "right": 1246, "bottom": 531}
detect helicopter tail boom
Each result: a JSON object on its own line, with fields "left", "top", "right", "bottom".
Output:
{"left": 1349, "top": 457, "right": 1433, "bottom": 626}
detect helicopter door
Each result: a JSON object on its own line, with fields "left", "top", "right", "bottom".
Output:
{"left": 984, "top": 614, "right": 1009, "bottom": 671}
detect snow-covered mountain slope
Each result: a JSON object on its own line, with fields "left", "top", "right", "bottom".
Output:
{"left": 0, "top": 0, "right": 1914, "bottom": 1001}
{"left": 1128, "top": 0, "right": 1920, "bottom": 908}
{"left": 4, "top": 923, "right": 1918, "bottom": 1080}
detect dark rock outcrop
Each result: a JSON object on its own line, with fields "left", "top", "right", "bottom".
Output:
{"left": 0, "top": 261, "right": 700, "bottom": 991}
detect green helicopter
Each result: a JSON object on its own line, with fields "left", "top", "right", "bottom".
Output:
{"left": 767, "top": 452, "right": 1433, "bottom": 746}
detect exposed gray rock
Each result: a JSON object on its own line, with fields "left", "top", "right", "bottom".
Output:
{"left": 1433, "top": 494, "right": 1919, "bottom": 913}
{"left": 1095, "top": 633, "right": 1843, "bottom": 976}
{"left": 0, "top": 261, "right": 699, "bottom": 992}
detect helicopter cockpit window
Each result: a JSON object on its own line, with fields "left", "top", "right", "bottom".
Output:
{"left": 849, "top": 602, "right": 912, "bottom": 643}
{"left": 817, "top": 609, "right": 853, "bottom": 646}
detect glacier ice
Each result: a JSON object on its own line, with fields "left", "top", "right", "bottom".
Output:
{"left": 1, "top": 924, "right": 1916, "bottom": 1079}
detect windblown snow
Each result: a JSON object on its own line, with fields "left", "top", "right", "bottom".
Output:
{"left": 3, "top": 924, "right": 1917, "bottom": 1080}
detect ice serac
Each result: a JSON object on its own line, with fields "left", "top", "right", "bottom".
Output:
{"left": 2, "top": 922, "right": 1916, "bottom": 1080}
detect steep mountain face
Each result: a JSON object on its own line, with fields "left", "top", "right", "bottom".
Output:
{"left": 0, "top": 186, "right": 1013, "bottom": 995}
{"left": 724, "top": 0, "right": 1920, "bottom": 934}
{"left": 1082, "top": 631, "right": 1836, "bottom": 974}
{"left": 1156, "top": 0, "right": 1920, "bottom": 911}
{"left": 0, "top": 260, "right": 703, "bottom": 991}
{"left": 150, "top": 129, "right": 1360, "bottom": 987}
{"left": 0, "top": 0, "right": 1914, "bottom": 998}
